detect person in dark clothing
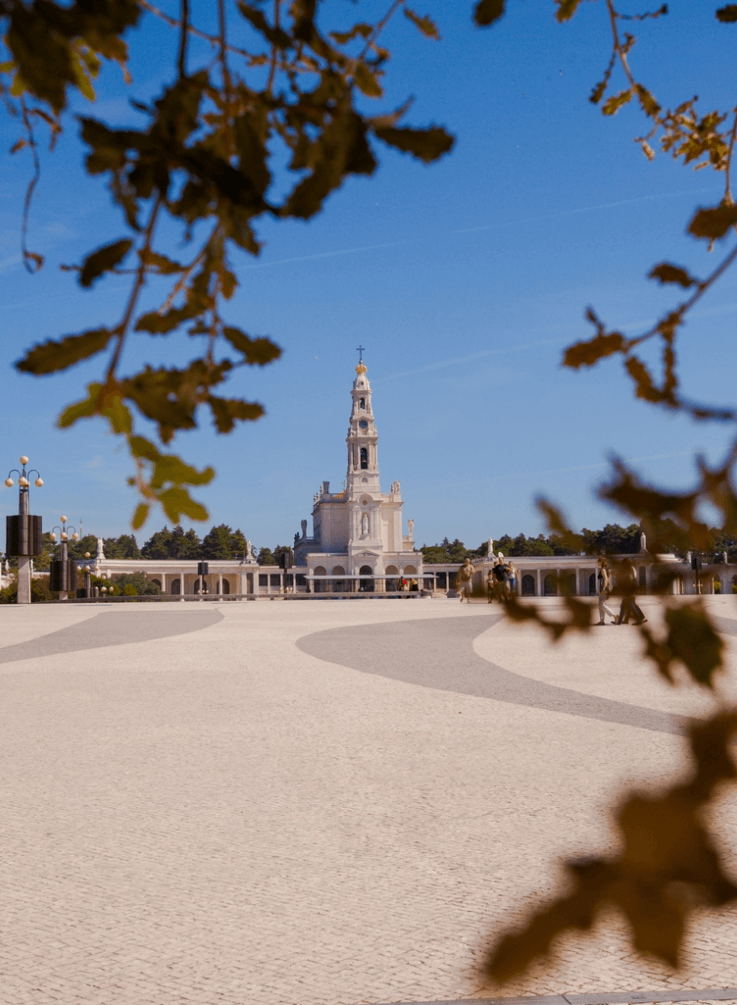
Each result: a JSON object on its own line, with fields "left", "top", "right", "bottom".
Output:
{"left": 492, "top": 553, "right": 509, "bottom": 599}
{"left": 614, "top": 557, "right": 647, "bottom": 625}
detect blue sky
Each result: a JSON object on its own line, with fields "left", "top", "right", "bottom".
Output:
{"left": 1, "top": 1, "right": 735, "bottom": 550}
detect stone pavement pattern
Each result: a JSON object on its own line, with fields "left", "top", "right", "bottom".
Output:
{"left": 1, "top": 596, "right": 737, "bottom": 1005}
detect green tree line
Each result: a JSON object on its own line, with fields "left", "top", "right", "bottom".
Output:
{"left": 18, "top": 520, "right": 737, "bottom": 573}
{"left": 22, "top": 524, "right": 298, "bottom": 567}
{"left": 421, "top": 524, "right": 737, "bottom": 563}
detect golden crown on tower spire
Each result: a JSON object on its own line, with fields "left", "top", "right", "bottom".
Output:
{"left": 355, "top": 361, "right": 367, "bottom": 375}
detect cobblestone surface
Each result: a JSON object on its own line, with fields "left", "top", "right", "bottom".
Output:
{"left": 1, "top": 596, "right": 737, "bottom": 1005}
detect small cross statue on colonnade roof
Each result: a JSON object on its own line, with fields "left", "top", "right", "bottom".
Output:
{"left": 356, "top": 344, "right": 366, "bottom": 363}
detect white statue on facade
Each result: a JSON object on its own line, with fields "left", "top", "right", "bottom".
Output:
{"left": 246, "top": 539, "right": 255, "bottom": 562}
{"left": 391, "top": 480, "right": 400, "bottom": 495}
{"left": 487, "top": 538, "right": 494, "bottom": 559}
{"left": 408, "top": 519, "right": 414, "bottom": 538}
{"left": 96, "top": 537, "right": 105, "bottom": 561}
{"left": 361, "top": 512, "right": 369, "bottom": 536}
{"left": 640, "top": 530, "right": 647, "bottom": 552}
{"left": 301, "top": 519, "right": 307, "bottom": 539}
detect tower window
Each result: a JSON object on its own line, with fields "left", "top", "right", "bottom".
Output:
{"left": 359, "top": 398, "right": 365, "bottom": 409}
{"left": 360, "top": 447, "right": 368, "bottom": 469}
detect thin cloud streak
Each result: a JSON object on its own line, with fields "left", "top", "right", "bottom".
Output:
{"left": 452, "top": 187, "right": 717, "bottom": 236}
{"left": 1, "top": 185, "right": 721, "bottom": 309}
{"left": 236, "top": 238, "right": 413, "bottom": 271}
{"left": 384, "top": 299, "right": 737, "bottom": 382}
{"left": 237, "top": 187, "right": 719, "bottom": 273}
{"left": 382, "top": 339, "right": 564, "bottom": 381}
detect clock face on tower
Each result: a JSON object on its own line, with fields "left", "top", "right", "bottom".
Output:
{"left": 359, "top": 420, "right": 368, "bottom": 429}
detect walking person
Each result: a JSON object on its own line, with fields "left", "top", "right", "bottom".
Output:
{"left": 596, "top": 557, "right": 617, "bottom": 625}
{"left": 614, "top": 557, "right": 647, "bottom": 625}
{"left": 456, "top": 557, "right": 475, "bottom": 603}
{"left": 486, "top": 568, "right": 496, "bottom": 603}
{"left": 492, "top": 552, "right": 508, "bottom": 600}
{"left": 507, "top": 560, "right": 519, "bottom": 597}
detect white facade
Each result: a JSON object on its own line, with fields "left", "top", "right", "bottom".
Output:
{"left": 293, "top": 361, "right": 423, "bottom": 591}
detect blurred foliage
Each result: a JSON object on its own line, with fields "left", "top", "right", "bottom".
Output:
{"left": 476, "top": 0, "right": 737, "bottom": 987}
{"left": 489, "top": 712, "right": 737, "bottom": 982}
{"left": 2, "top": 0, "right": 453, "bottom": 527}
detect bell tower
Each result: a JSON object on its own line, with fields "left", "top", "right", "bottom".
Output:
{"left": 296, "top": 350, "right": 422, "bottom": 586}
{"left": 346, "top": 352, "right": 380, "bottom": 496}
{"left": 346, "top": 351, "right": 383, "bottom": 554}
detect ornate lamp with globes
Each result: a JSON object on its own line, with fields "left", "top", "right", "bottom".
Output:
{"left": 48, "top": 516, "right": 79, "bottom": 600}
{"left": 4, "top": 455, "right": 44, "bottom": 604}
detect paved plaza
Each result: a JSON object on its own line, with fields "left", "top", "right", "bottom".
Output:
{"left": 2, "top": 595, "right": 737, "bottom": 1005}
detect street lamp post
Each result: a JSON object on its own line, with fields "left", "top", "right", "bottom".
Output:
{"left": 4, "top": 456, "right": 44, "bottom": 604}
{"left": 49, "top": 516, "right": 79, "bottom": 601}
{"left": 82, "top": 553, "right": 93, "bottom": 598}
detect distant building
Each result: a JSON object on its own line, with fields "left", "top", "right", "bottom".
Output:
{"left": 89, "top": 358, "right": 732, "bottom": 599}
{"left": 293, "top": 358, "right": 423, "bottom": 592}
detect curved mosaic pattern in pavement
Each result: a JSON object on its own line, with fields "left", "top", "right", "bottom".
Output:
{"left": 297, "top": 613, "right": 698, "bottom": 736}
{"left": 0, "top": 608, "right": 224, "bottom": 665}
{"left": 711, "top": 614, "right": 737, "bottom": 638}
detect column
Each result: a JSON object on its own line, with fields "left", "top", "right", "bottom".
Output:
{"left": 218, "top": 572, "right": 223, "bottom": 596}
{"left": 180, "top": 569, "right": 186, "bottom": 600}
{"left": 535, "top": 568, "right": 541, "bottom": 598}
{"left": 17, "top": 556, "right": 31, "bottom": 604}
{"left": 161, "top": 572, "right": 167, "bottom": 595}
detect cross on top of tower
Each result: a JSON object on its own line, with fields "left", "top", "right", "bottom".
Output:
{"left": 355, "top": 344, "right": 367, "bottom": 375}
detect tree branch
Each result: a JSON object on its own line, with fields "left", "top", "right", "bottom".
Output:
{"left": 138, "top": 0, "right": 258, "bottom": 61}
{"left": 266, "top": 0, "right": 281, "bottom": 96}
{"left": 105, "top": 195, "right": 163, "bottom": 386}
{"left": 19, "top": 97, "right": 43, "bottom": 273}
{"left": 724, "top": 107, "right": 737, "bottom": 203}
{"left": 178, "top": 0, "right": 189, "bottom": 78}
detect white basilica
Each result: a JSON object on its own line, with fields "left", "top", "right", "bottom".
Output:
{"left": 85, "top": 357, "right": 729, "bottom": 600}
{"left": 293, "top": 359, "right": 424, "bottom": 592}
